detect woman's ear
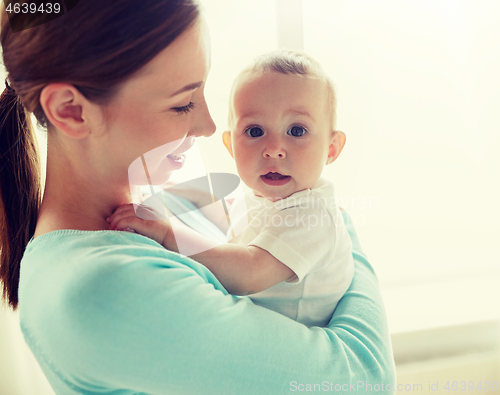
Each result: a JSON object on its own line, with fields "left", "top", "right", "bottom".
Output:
{"left": 40, "top": 83, "right": 95, "bottom": 139}
{"left": 326, "top": 131, "right": 346, "bottom": 165}
{"left": 222, "top": 130, "right": 234, "bottom": 158}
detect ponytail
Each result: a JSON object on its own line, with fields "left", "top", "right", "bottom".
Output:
{"left": 0, "top": 81, "right": 41, "bottom": 310}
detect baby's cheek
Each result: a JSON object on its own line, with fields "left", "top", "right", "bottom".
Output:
{"left": 234, "top": 145, "right": 254, "bottom": 166}
{"left": 302, "top": 152, "right": 326, "bottom": 173}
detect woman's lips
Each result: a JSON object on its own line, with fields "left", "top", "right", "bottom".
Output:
{"left": 163, "top": 136, "right": 195, "bottom": 170}
{"left": 261, "top": 172, "right": 291, "bottom": 186}
{"left": 164, "top": 152, "right": 186, "bottom": 170}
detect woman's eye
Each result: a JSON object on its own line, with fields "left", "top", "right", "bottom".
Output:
{"left": 287, "top": 126, "right": 307, "bottom": 137}
{"left": 245, "top": 126, "right": 264, "bottom": 138}
{"left": 173, "top": 102, "right": 195, "bottom": 114}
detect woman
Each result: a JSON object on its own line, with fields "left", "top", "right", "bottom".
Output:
{"left": 0, "top": 1, "right": 395, "bottom": 393}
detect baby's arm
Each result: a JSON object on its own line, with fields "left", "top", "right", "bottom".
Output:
{"left": 107, "top": 204, "right": 295, "bottom": 295}
{"left": 190, "top": 240, "right": 296, "bottom": 295}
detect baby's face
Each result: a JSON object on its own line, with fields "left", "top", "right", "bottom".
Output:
{"left": 227, "top": 71, "right": 335, "bottom": 201}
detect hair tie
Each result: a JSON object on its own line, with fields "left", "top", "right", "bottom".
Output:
{"left": 5, "top": 78, "right": 17, "bottom": 95}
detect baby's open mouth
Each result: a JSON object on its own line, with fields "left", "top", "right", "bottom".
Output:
{"left": 261, "top": 172, "right": 291, "bottom": 186}
{"left": 262, "top": 172, "right": 290, "bottom": 180}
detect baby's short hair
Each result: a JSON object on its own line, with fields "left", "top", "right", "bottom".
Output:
{"left": 229, "top": 49, "right": 337, "bottom": 130}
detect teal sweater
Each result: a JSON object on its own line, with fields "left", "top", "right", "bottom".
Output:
{"left": 19, "top": 196, "right": 395, "bottom": 394}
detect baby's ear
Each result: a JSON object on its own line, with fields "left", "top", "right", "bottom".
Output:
{"left": 326, "top": 131, "right": 346, "bottom": 165}
{"left": 222, "top": 130, "right": 234, "bottom": 158}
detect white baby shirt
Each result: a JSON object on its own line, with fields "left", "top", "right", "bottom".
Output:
{"left": 227, "top": 177, "right": 354, "bottom": 327}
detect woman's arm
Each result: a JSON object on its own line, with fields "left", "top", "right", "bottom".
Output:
{"left": 73, "top": 210, "right": 395, "bottom": 394}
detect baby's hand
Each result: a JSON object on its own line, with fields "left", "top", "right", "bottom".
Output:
{"left": 106, "top": 203, "right": 177, "bottom": 251}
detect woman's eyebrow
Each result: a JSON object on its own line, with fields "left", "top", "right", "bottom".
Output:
{"left": 170, "top": 81, "right": 203, "bottom": 97}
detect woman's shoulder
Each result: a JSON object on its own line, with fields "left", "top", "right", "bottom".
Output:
{"left": 22, "top": 229, "right": 221, "bottom": 284}
{"left": 25, "top": 228, "right": 187, "bottom": 260}
{"left": 17, "top": 230, "right": 241, "bottom": 393}
{"left": 19, "top": 230, "right": 228, "bottom": 322}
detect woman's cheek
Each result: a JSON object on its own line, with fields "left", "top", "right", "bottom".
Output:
{"left": 172, "top": 113, "right": 193, "bottom": 132}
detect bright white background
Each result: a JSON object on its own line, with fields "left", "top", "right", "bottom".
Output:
{"left": 1, "top": 0, "right": 499, "bottom": 393}
{"left": 198, "top": 0, "right": 500, "bottom": 333}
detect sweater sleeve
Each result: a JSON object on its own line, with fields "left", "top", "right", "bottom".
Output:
{"left": 61, "top": 210, "right": 396, "bottom": 394}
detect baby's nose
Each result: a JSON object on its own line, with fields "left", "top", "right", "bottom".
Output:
{"left": 264, "top": 151, "right": 285, "bottom": 158}
{"left": 263, "top": 140, "right": 286, "bottom": 158}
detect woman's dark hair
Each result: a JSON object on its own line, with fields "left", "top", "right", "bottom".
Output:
{"left": 0, "top": 0, "right": 200, "bottom": 310}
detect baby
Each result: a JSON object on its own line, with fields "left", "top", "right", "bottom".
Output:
{"left": 108, "top": 50, "right": 354, "bottom": 327}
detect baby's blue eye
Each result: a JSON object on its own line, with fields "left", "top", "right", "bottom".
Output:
{"left": 287, "top": 126, "right": 307, "bottom": 137}
{"left": 245, "top": 126, "right": 264, "bottom": 138}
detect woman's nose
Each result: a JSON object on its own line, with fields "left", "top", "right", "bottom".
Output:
{"left": 189, "top": 98, "right": 216, "bottom": 138}
{"left": 263, "top": 136, "right": 286, "bottom": 159}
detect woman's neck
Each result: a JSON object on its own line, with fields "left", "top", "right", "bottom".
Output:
{"left": 34, "top": 144, "right": 142, "bottom": 237}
